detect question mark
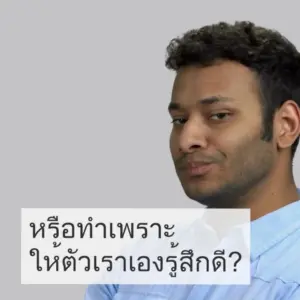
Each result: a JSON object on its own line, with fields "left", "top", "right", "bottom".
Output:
{"left": 229, "top": 251, "right": 242, "bottom": 271}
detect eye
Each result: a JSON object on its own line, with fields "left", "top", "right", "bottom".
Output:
{"left": 171, "top": 117, "right": 186, "bottom": 125}
{"left": 210, "top": 112, "right": 231, "bottom": 120}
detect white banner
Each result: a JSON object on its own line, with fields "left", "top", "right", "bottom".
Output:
{"left": 21, "top": 208, "right": 251, "bottom": 284}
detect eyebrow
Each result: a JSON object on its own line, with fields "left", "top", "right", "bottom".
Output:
{"left": 168, "top": 96, "right": 235, "bottom": 112}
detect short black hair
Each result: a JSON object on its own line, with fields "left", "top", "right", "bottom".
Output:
{"left": 165, "top": 21, "right": 300, "bottom": 159}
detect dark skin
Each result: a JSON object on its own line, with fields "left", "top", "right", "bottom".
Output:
{"left": 169, "top": 60, "right": 300, "bottom": 220}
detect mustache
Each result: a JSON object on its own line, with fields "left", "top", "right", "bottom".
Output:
{"left": 175, "top": 153, "right": 220, "bottom": 169}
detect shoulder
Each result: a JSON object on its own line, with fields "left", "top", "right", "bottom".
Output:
{"left": 246, "top": 277, "right": 300, "bottom": 300}
{"left": 253, "top": 227, "right": 300, "bottom": 285}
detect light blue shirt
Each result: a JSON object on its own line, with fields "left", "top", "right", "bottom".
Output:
{"left": 85, "top": 199, "right": 300, "bottom": 299}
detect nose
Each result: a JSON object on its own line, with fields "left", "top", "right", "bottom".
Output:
{"left": 178, "top": 118, "right": 208, "bottom": 153}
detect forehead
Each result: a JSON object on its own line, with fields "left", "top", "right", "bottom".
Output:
{"left": 171, "top": 61, "right": 260, "bottom": 106}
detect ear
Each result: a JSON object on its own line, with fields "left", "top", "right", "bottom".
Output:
{"left": 274, "top": 100, "right": 300, "bottom": 151}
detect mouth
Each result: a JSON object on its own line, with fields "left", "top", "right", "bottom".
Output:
{"left": 181, "top": 162, "right": 214, "bottom": 177}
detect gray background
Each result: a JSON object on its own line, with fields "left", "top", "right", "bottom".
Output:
{"left": 1, "top": 1, "right": 300, "bottom": 299}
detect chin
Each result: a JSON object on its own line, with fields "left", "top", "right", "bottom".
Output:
{"left": 183, "top": 182, "right": 220, "bottom": 197}
{"left": 182, "top": 184, "right": 227, "bottom": 206}
{"left": 184, "top": 189, "right": 216, "bottom": 202}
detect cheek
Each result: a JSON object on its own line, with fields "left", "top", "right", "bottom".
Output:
{"left": 213, "top": 124, "right": 257, "bottom": 147}
{"left": 169, "top": 131, "right": 180, "bottom": 157}
{"left": 217, "top": 132, "right": 263, "bottom": 163}
{"left": 210, "top": 133, "right": 252, "bottom": 161}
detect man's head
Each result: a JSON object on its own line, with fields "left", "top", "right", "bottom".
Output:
{"left": 166, "top": 21, "right": 300, "bottom": 208}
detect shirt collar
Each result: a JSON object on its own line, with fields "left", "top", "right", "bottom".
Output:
{"left": 250, "top": 189, "right": 300, "bottom": 261}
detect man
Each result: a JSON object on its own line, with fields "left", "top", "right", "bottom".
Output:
{"left": 85, "top": 21, "right": 300, "bottom": 299}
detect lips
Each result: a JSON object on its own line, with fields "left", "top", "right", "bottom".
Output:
{"left": 184, "top": 162, "right": 214, "bottom": 176}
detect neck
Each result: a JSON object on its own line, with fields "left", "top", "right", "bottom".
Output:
{"left": 243, "top": 164, "right": 298, "bottom": 221}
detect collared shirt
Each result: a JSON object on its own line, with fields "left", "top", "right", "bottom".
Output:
{"left": 85, "top": 199, "right": 300, "bottom": 300}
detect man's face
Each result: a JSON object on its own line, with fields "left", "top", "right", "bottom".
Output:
{"left": 169, "top": 61, "right": 276, "bottom": 208}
